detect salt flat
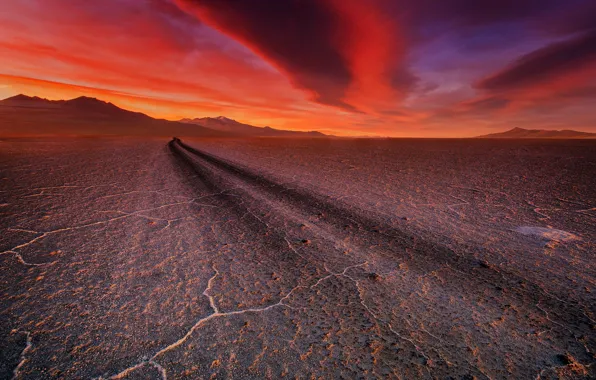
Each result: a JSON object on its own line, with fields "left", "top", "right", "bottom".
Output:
{"left": 1, "top": 137, "right": 594, "bottom": 379}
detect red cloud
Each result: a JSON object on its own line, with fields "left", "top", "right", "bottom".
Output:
{"left": 174, "top": 0, "right": 408, "bottom": 113}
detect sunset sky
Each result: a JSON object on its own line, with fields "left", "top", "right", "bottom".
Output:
{"left": 1, "top": 0, "right": 595, "bottom": 137}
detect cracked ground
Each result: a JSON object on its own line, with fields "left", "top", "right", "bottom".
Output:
{"left": 1, "top": 137, "right": 595, "bottom": 379}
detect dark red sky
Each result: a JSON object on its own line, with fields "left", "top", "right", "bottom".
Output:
{"left": 1, "top": 0, "right": 595, "bottom": 136}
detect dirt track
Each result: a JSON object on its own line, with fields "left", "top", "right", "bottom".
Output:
{"left": 1, "top": 137, "right": 595, "bottom": 379}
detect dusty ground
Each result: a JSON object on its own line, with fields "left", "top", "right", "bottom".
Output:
{"left": 1, "top": 137, "right": 594, "bottom": 379}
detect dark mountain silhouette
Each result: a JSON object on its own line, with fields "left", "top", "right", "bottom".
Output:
{"left": 0, "top": 95, "right": 330, "bottom": 138}
{"left": 180, "top": 116, "right": 327, "bottom": 137}
{"left": 476, "top": 127, "right": 596, "bottom": 139}
{"left": 1, "top": 94, "right": 56, "bottom": 106}
{"left": 0, "top": 95, "right": 226, "bottom": 137}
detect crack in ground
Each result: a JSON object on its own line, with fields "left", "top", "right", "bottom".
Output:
{"left": 526, "top": 200, "right": 551, "bottom": 220}
{"left": 339, "top": 270, "right": 435, "bottom": 376}
{"left": 101, "top": 261, "right": 369, "bottom": 379}
{"left": 534, "top": 362, "right": 594, "bottom": 380}
{"left": 311, "top": 260, "right": 493, "bottom": 379}
{"left": 1, "top": 201, "right": 195, "bottom": 265}
{"left": 203, "top": 264, "right": 220, "bottom": 314}
{"left": 11, "top": 331, "right": 32, "bottom": 380}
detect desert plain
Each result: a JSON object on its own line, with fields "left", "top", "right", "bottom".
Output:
{"left": 1, "top": 137, "right": 595, "bottom": 379}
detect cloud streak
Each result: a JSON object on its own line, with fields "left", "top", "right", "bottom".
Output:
{"left": 478, "top": 30, "right": 596, "bottom": 92}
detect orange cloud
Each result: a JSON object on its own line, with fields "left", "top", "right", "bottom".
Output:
{"left": 0, "top": 1, "right": 320, "bottom": 118}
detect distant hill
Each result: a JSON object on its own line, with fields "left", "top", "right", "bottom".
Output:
{"left": 180, "top": 116, "right": 327, "bottom": 137}
{"left": 0, "top": 94, "right": 227, "bottom": 137}
{"left": 476, "top": 127, "right": 596, "bottom": 139}
{"left": 1, "top": 94, "right": 150, "bottom": 119}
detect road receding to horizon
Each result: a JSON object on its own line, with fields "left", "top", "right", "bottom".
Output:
{"left": 1, "top": 137, "right": 595, "bottom": 379}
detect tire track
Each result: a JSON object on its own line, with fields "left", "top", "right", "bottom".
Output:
{"left": 169, "top": 138, "right": 596, "bottom": 370}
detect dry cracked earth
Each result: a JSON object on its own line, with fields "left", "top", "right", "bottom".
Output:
{"left": 1, "top": 137, "right": 595, "bottom": 379}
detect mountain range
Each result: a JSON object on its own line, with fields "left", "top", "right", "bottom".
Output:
{"left": 180, "top": 116, "right": 325, "bottom": 137}
{"left": 0, "top": 95, "right": 328, "bottom": 138}
{"left": 180, "top": 116, "right": 326, "bottom": 137}
{"left": 476, "top": 127, "right": 596, "bottom": 139}
{"left": 3, "top": 96, "right": 593, "bottom": 139}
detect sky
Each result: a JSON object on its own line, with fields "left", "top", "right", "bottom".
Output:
{"left": 1, "top": 0, "right": 595, "bottom": 137}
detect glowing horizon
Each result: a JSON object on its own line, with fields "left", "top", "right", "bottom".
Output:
{"left": 1, "top": 0, "right": 595, "bottom": 137}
